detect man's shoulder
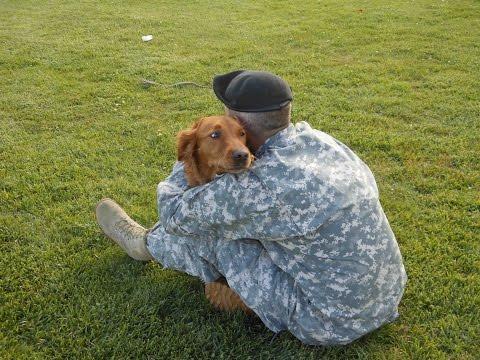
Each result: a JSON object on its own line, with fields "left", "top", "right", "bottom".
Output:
{"left": 293, "top": 121, "right": 348, "bottom": 150}
{"left": 257, "top": 121, "right": 356, "bottom": 167}
{"left": 252, "top": 120, "right": 378, "bottom": 198}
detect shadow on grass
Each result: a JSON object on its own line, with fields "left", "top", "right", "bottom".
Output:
{"left": 30, "top": 245, "right": 394, "bottom": 358}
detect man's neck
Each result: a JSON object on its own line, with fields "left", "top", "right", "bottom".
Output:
{"left": 247, "top": 133, "right": 268, "bottom": 153}
{"left": 247, "top": 124, "right": 289, "bottom": 153}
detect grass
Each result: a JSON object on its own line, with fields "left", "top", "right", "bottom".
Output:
{"left": 1, "top": 0, "right": 479, "bottom": 358}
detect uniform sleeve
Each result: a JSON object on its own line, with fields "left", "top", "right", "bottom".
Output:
{"left": 156, "top": 162, "right": 289, "bottom": 240}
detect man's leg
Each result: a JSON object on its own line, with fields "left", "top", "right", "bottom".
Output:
{"left": 95, "top": 199, "right": 337, "bottom": 344}
{"left": 95, "top": 198, "right": 225, "bottom": 285}
{"left": 147, "top": 224, "right": 295, "bottom": 333}
{"left": 148, "top": 227, "right": 345, "bottom": 344}
{"left": 95, "top": 200, "right": 249, "bottom": 311}
{"left": 146, "top": 221, "right": 222, "bottom": 283}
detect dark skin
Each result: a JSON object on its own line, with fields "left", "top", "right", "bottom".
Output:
{"left": 243, "top": 128, "right": 265, "bottom": 153}
{"left": 225, "top": 111, "right": 290, "bottom": 154}
{"left": 222, "top": 115, "right": 263, "bottom": 153}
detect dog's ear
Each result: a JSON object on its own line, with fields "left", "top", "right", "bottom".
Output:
{"left": 177, "top": 119, "right": 202, "bottom": 161}
{"left": 177, "top": 129, "right": 196, "bottom": 161}
{"left": 177, "top": 119, "right": 205, "bottom": 187}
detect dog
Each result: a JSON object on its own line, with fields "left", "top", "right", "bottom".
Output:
{"left": 176, "top": 116, "right": 254, "bottom": 313}
{"left": 177, "top": 115, "right": 254, "bottom": 186}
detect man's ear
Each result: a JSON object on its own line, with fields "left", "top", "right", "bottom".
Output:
{"left": 176, "top": 119, "right": 202, "bottom": 161}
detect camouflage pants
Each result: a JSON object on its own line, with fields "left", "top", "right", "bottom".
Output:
{"left": 146, "top": 222, "right": 350, "bottom": 345}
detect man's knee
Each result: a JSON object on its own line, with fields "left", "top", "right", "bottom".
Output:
{"left": 146, "top": 225, "right": 222, "bottom": 282}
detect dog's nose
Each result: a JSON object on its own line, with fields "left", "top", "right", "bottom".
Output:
{"left": 232, "top": 150, "right": 249, "bottom": 162}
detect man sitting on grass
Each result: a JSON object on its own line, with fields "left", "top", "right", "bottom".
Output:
{"left": 96, "top": 70, "right": 407, "bottom": 345}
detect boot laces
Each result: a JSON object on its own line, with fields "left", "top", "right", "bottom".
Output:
{"left": 116, "top": 219, "right": 145, "bottom": 241}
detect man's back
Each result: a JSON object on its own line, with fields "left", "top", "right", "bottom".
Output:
{"left": 253, "top": 121, "right": 380, "bottom": 233}
{"left": 241, "top": 121, "right": 406, "bottom": 340}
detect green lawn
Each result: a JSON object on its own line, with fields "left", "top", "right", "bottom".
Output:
{"left": 1, "top": 0, "right": 479, "bottom": 358}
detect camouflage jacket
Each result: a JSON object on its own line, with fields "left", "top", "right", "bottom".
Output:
{"left": 156, "top": 121, "right": 407, "bottom": 341}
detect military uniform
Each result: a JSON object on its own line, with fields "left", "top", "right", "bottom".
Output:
{"left": 146, "top": 121, "right": 407, "bottom": 345}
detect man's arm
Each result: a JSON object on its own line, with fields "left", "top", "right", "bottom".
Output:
{"left": 157, "top": 162, "right": 287, "bottom": 240}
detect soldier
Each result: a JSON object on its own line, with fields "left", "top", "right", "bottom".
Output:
{"left": 96, "top": 70, "right": 407, "bottom": 345}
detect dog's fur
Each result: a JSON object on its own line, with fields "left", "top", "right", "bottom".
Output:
{"left": 177, "top": 116, "right": 253, "bottom": 187}
{"left": 176, "top": 116, "right": 254, "bottom": 313}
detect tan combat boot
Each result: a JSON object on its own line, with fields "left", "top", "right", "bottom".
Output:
{"left": 95, "top": 198, "right": 153, "bottom": 261}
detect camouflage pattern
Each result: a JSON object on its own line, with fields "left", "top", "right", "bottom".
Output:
{"left": 146, "top": 121, "right": 407, "bottom": 345}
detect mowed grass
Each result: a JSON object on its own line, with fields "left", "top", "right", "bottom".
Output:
{"left": 1, "top": 0, "right": 479, "bottom": 358}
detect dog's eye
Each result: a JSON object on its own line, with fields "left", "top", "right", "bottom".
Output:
{"left": 240, "top": 131, "right": 246, "bottom": 137}
{"left": 210, "top": 131, "right": 221, "bottom": 139}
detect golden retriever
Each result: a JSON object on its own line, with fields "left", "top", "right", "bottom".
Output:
{"left": 177, "top": 115, "right": 254, "bottom": 186}
{"left": 176, "top": 116, "right": 254, "bottom": 313}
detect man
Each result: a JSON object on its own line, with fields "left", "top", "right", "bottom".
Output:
{"left": 96, "top": 70, "right": 407, "bottom": 345}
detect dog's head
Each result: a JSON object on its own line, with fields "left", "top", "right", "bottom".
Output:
{"left": 177, "top": 116, "right": 254, "bottom": 186}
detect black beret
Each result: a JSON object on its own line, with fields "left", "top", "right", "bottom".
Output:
{"left": 213, "top": 70, "right": 292, "bottom": 113}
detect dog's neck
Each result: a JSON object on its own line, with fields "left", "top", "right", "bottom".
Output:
{"left": 184, "top": 153, "right": 217, "bottom": 186}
